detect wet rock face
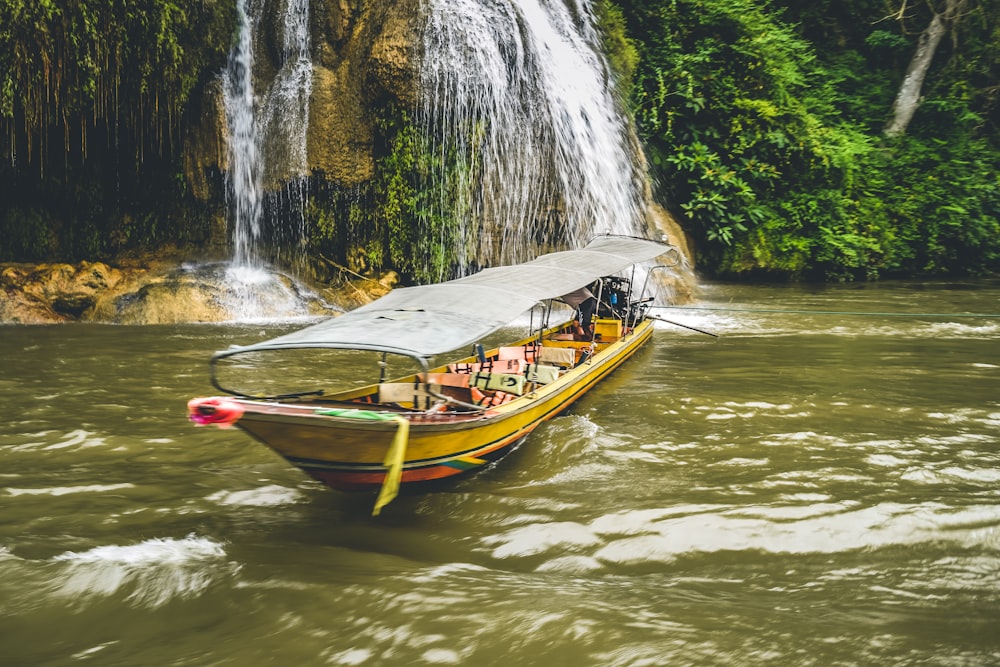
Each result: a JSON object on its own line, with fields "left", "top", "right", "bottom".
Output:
{"left": 181, "top": 0, "right": 420, "bottom": 190}
{"left": 0, "top": 284, "right": 67, "bottom": 324}
{"left": 307, "top": 0, "right": 419, "bottom": 183}
{"left": 367, "top": 3, "right": 419, "bottom": 106}
{"left": 646, "top": 202, "right": 698, "bottom": 304}
{"left": 0, "top": 259, "right": 400, "bottom": 324}
{"left": 89, "top": 276, "right": 237, "bottom": 324}
{"left": 0, "top": 263, "right": 128, "bottom": 323}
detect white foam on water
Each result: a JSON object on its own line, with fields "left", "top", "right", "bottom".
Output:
{"left": 592, "top": 502, "right": 1000, "bottom": 565}
{"left": 327, "top": 648, "right": 374, "bottom": 666}
{"left": 923, "top": 320, "right": 1000, "bottom": 339}
{"left": 422, "top": 648, "right": 462, "bottom": 664}
{"left": 71, "top": 642, "right": 120, "bottom": 660}
{"left": 478, "top": 501, "right": 1000, "bottom": 570}
{"left": 50, "top": 535, "right": 231, "bottom": 608}
{"left": 533, "top": 554, "right": 603, "bottom": 574}
{"left": 6, "top": 483, "right": 134, "bottom": 497}
{"left": 484, "top": 520, "right": 601, "bottom": 559}
{"left": 206, "top": 484, "right": 305, "bottom": 507}
{"left": 9, "top": 429, "right": 108, "bottom": 453}
{"left": 901, "top": 465, "right": 1000, "bottom": 485}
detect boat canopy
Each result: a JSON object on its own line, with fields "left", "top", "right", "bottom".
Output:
{"left": 213, "top": 235, "right": 673, "bottom": 361}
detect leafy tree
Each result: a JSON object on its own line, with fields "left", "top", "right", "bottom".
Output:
{"left": 885, "top": 0, "right": 972, "bottom": 137}
{"left": 620, "top": 0, "right": 999, "bottom": 279}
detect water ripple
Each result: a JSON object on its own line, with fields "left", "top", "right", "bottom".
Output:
{"left": 479, "top": 502, "right": 1000, "bottom": 573}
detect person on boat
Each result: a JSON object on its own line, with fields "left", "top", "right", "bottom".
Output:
{"left": 561, "top": 286, "right": 597, "bottom": 340}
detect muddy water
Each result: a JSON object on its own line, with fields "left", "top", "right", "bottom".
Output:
{"left": 1, "top": 281, "right": 998, "bottom": 665}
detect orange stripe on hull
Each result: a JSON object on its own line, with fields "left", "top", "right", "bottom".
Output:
{"left": 305, "top": 463, "right": 469, "bottom": 492}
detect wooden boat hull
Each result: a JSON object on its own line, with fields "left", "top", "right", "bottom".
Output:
{"left": 222, "top": 319, "right": 654, "bottom": 492}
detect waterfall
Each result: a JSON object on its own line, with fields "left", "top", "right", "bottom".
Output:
{"left": 223, "top": 0, "right": 312, "bottom": 270}
{"left": 222, "top": 0, "right": 262, "bottom": 270}
{"left": 420, "top": 0, "right": 648, "bottom": 273}
{"left": 260, "top": 0, "right": 313, "bottom": 183}
{"left": 218, "top": 0, "right": 315, "bottom": 319}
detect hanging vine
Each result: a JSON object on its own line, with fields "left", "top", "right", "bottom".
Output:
{"left": 0, "top": 0, "right": 234, "bottom": 172}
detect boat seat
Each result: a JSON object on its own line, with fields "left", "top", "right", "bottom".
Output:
{"left": 537, "top": 346, "right": 576, "bottom": 368}
{"left": 469, "top": 371, "right": 526, "bottom": 396}
{"left": 497, "top": 346, "right": 537, "bottom": 362}
{"left": 448, "top": 359, "right": 525, "bottom": 375}
{"left": 492, "top": 359, "right": 526, "bottom": 374}
{"left": 477, "top": 390, "right": 516, "bottom": 407}
{"left": 448, "top": 362, "right": 480, "bottom": 374}
{"left": 378, "top": 382, "right": 444, "bottom": 410}
{"left": 423, "top": 372, "right": 471, "bottom": 388}
{"left": 525, "top": 363, "right": 560, "bottom": 385}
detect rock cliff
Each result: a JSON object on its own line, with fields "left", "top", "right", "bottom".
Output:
{"left": 182, "top": 0, "right": 419, "bottom": 191}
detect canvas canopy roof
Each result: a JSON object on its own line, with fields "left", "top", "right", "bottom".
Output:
{"left": 213, "top": 235, "right": 672, "bottom": 361}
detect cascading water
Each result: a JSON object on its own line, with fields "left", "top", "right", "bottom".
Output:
{"left": 218, "top": 0, "right": 315, "bottom": 319}
{"left": 259, "top": 0, "right": 313, "bottom": 252}
{"left": 223, "top": 0, "right": 262, "bottom": 270}
{"left": 420, "top": 0, "right": 649, "bottom": 274}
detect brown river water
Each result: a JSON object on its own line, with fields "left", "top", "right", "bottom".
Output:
{"left": 1, "top": 281, "right": 998, "bottom": 666}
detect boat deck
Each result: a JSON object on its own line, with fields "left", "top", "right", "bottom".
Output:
{"left": 302, "top": 318, "right": 631, "bottom": 416}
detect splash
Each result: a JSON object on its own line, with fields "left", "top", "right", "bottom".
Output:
{"left": 50, "top": 535, "right": 231, "bottom": 608}
{"left": 219, "top": 263, "right": 316, "bottom": 321}
{"left": 420, "top": 0, "right": 647, "bottom": 274}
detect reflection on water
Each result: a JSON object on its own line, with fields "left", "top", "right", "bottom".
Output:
{"left": 1, "top": 281, "right": 998, "bottom": 665}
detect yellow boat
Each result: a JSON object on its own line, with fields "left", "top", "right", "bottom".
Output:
{"left": 188, "top": 235, "right": 676, "bottom": 513}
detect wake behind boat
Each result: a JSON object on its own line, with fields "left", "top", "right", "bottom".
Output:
{"left": 188, "top": 235, "right": 677, "bottom": 514}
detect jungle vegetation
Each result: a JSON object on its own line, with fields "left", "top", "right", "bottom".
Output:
{"left": 618, "top": 0, "right": 1000, "bottom": 279}
{"left": 0, "top": 0, "right": 997, "bottom": 281}
{"left": 0, "top": 0, "right": 233, "bottom": 260}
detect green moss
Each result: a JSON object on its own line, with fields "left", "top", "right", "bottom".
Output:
{"left": 1, "top": 0, "right": 234, "bottom": 150}
{"left": 595, "top": 0, "right": 640, "bottom": 92}
{"left": 305, "top": 106, "right": 474, "bottom": 285}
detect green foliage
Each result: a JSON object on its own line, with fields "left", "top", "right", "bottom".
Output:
{"left": 860, "top": 137, "right": 1000, "bottom": 275}
{"left": 0, "top": 0, "right": 232, "bottom": 261}
{"left": 627, "top": 0, "right": 860, "bottom": 271}
{"left": 0, "top": 0, "right": 234, "bottom": 151}
{"left": 0, "top": 206, "right": 58, "bottom": 261}
{"left": 622, "top": 0, "right": 1000, "bottom": 279}
{"left": 1, "top": 0, "right": 996, "bottom": 281}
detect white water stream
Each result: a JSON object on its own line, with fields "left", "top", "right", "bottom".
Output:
{"left": 222, "top": 0, "right": 262, "bottom": 271}
{"left": 420, "top": 0, "right": 647, "bottom": 274}
{"left": 220, "top": 0, "right": 313, "bottom": 319}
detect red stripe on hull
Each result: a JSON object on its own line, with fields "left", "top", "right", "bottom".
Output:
{"left": 295, "top": 433, "right": 528, "bottom": 492}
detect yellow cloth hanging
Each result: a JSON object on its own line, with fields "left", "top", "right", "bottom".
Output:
{"left": 372, "top": 415, "right": 410, "bottom": 516}
{"left": 314, "top": 408, "right": 411, "bottom": 516}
